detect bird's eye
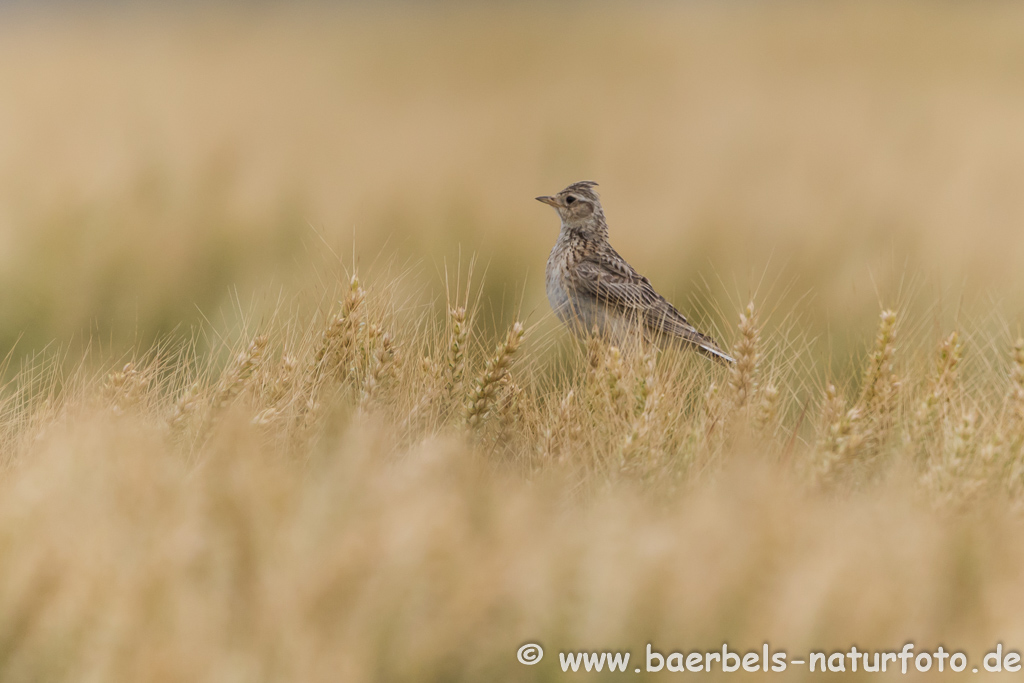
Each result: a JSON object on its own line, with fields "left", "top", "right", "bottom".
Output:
{"left": 565, "top": 196, "right": 576, "bottom": 205}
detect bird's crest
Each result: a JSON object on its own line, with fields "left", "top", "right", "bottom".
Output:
{"left": 561, "top": 180, "right": 600, "bottom": 202}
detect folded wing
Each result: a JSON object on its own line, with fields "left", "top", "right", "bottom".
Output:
{"left": 573, "top": 252, "right": 735, "bottom": 363}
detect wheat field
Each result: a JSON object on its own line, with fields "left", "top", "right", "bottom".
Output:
{"left": 4, "top": 2, "right": 1024, "bottom": 681}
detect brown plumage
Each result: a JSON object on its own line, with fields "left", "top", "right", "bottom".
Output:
{"left": 537, "top": 181, "right": 735, "bottom": 363}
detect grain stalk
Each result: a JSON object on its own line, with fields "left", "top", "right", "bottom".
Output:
{"left": 297, "top": 276, "right": 366, "bottom": 429}
{"left": 103, "top": 362, "right": 149, "bottom": 416}
{"left": 819, "top": 309, "right": 900, "bottom": 481}
{"left": 311, "top": 276, "right": 366, "bottom": 384}
{"left": 446, "top": 306, "right": 469, "bottom": 395}
{"left": 168, "top": 380, "right": 203, "bottom": 435}
{"left": 464, "top": 322, "right": 524, "bottom": 430}
{"left": 754, "top": 383, "right": 780, "bottom": 435}
{"left": 729, "top": 301, "right": 760, "bottom": 412}
{"left": 858, "top": 309, "right": 899, "bottom": 418}
{"left": 201, "top": 334, "right": 269, "bottom": 435}
{"left": 252, "top": 354, "right": 300, "bottom": 426}
{"left": 360, "top": 332, "right": 396, "bottom": 407}
{"left": 907, "top": 331, "right": 962, "bottom": 462}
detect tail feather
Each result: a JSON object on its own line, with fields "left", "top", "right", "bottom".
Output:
{"left": 695, "top": 342, "right": 736, "bottom": 365}
{"left": 650, "top": 308, "right": 735, "bottom": 364}
{"left": 653, "top": 322, "right": 735, "bottom": 364}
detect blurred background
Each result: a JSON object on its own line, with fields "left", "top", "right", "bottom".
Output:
{"left": 3, "top": 1, "right": 1024, "bottom": 369}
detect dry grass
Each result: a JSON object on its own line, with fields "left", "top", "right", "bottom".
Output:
{"left": 0, "top": 270, "right": 1022, "bottom": 680}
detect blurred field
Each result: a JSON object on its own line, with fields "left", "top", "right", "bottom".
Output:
{"left": 4, "top": 2, "right": 1024, "bottom": 681}
{"left": 5, "top": 2, "right": 1024, "bottom": 359}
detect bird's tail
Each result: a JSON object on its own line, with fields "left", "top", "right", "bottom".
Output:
{"left": 672, "top": 323, "right": 736, "bottom": 364}
{"left": 642, "top": 307, "right": 736, "bottom": 364}
{"left": 694, "top": 342, "right": 736, "bottom": 365}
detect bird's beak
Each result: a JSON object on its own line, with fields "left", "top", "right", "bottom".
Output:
{"left": 535, "top": 195, "right": 560, "bottom": 208}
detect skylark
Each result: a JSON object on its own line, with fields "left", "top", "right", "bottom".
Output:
{"left": 537, "top": 181, "right": 735, "bottom": 363}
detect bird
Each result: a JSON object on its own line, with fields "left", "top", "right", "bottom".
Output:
{"left": 537, "top": 181, "right": 735, "bottom": 363}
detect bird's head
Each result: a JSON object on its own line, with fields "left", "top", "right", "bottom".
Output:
{"left": 536, "top": 181, "right": 607, "bottom": 238}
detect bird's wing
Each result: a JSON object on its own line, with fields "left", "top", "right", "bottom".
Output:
{"left": 573, "top": 251, "right": 735, "bottom": 363}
